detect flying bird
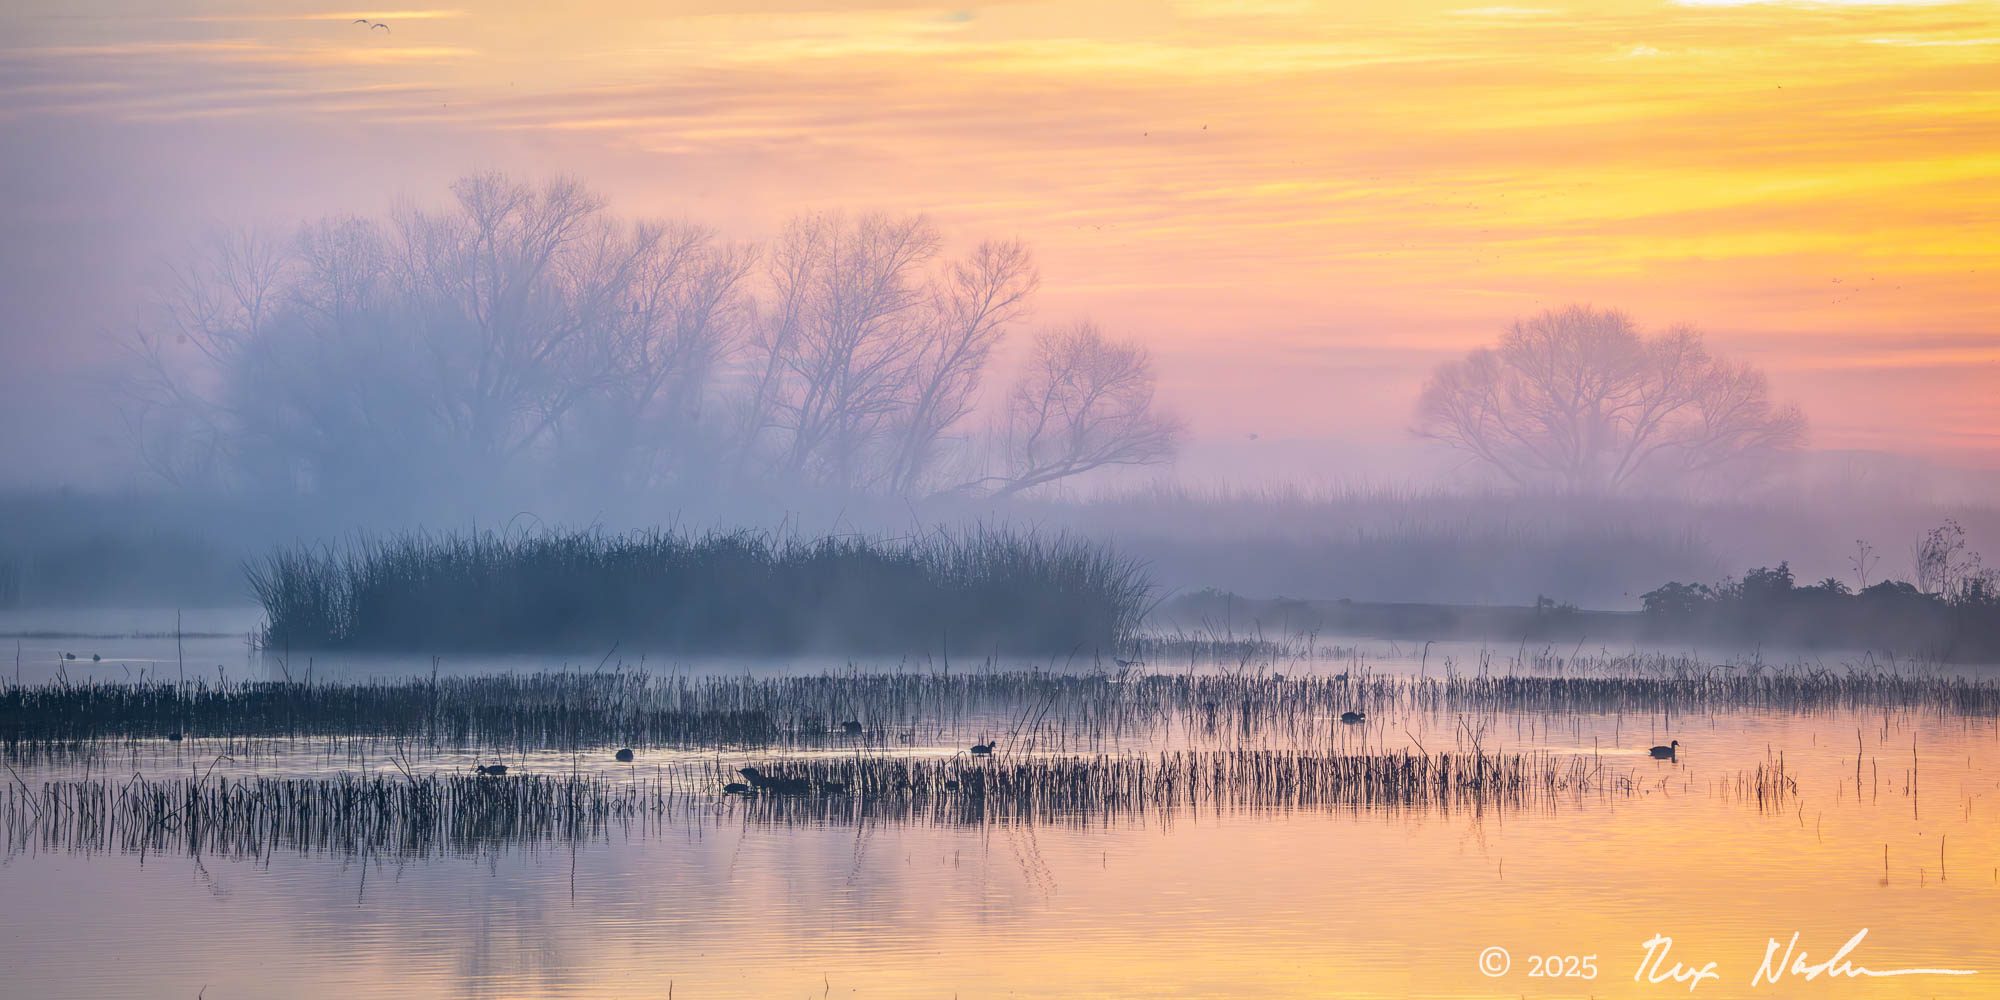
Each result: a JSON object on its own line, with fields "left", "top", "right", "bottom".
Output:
{"left": 372, "top": 22, "right": 390, "bottom": 32}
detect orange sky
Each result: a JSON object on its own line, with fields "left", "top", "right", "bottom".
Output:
{"left": 3, "top": 0, "right": 1997, "bottom": 474}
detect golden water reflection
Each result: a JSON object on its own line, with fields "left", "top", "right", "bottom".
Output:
{"left": 3, "top": 705, "right": 1995, "bottom": 998}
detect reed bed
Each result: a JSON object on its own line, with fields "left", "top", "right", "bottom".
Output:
{"left": 6, "top": 664, "right": 1995, "bottom": 758}
{"left": 3, "top": 747, "right": 1622, "bottom": 859}
{"left": 249, "top": 527, "right": 1151, "bottom": 654}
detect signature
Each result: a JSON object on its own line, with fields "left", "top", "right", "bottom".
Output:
{"left": 1635, "top": 929, "right": 1978, "bottom": 992}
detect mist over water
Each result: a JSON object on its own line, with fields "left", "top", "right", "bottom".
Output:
{"left": 5, "top": 4, "right": 2000, "bottom": 998}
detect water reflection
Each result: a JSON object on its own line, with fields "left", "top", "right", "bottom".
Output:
{"left": 1, "top": 615, "right": 1996, "bottom": 997}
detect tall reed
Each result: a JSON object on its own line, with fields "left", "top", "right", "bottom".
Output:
{"left": 248, "top": 527, "right": 1152, "bottom": 654}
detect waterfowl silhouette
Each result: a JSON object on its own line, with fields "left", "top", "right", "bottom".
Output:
{"left": 1271, "top": 674, "right": 1285, "bottom": 683}
{"left": 166, "top": 731, "right": 184, "bottom": 742}
{"left": 722, "top": 782, "right": 751, "bottom": 794}
{"left": 614, "top": 747, "right": 634, "bottom": 762}
{"left": 91, "top": 653, "right": 101, "bottom": 662}
{"left": 970, "top": 742, "right": 994, "bottom": 756}
{"left": 475, "top": 763, "right": 508, "bottom": 776}
{"left": 1649, "top": 740, "right": 1680, "bottom": 760}
{"left": 841, "top": 720, "right": 862, "bottom": 736}
{"left": 62, "top": 652, "right": 75, "bottom": 660}
{"left": 1340, "top": 711, "right": 1365, "bottom": 724}
{"left": 738, "top": 766, "right": 807, "bottom": 793}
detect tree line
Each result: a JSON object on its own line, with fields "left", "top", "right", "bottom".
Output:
{"left": 125, "top": 172, "right": 1807, "bottom": 511}
{"left": 126, "top": 173, "right": 1183, "bottom": 513}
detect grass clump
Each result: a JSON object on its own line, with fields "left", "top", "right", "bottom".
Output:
{"left": 248, "top": 527, "right": 1151, "bottom": 655}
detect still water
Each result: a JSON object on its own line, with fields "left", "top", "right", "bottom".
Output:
{"left": 2, "top": 611, "right": 1997, "bottom": 998}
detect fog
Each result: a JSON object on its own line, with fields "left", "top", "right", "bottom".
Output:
{"left": 3, "top": 1, "right": 1997, "bottom": 620}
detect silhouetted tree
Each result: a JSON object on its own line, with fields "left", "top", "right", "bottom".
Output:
{"left": 1415, "top": 305, "right": 1805, "bottom": 492}
{"left": 984, "top": 322, "right": 1183, "bottom": 497}
{"left": 128, "top": 177, "right": 1160, "bottom": 506}
{"left": 740, "top": 213, "right": 1038, "bottom": 492}
{"left": 128, "top": 174, "right": 749, "bottom": 508}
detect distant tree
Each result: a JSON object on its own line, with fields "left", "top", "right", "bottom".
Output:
{"left": 1415, "top": 305, "right": 1806, "bottom": 492}
{"left": 886, "top": 239, "right": 1039, "bottom": 495}
{"left": 1914, "top": 519, "right": 1985, "bottom": 601}
{"left": 1639, "top": 580, "right": 1714, "bottom": 617}
{"left": 128, "top": 173, "right": 752, "bottom": 507}
{"left": 739, "top": 213, "right": 1038, "bottom": 492}
{"left": 126, "top": 177, "right": 1145, "bottom": 507}
{"left": 1738, "top": 562, "right": 1795, "bottom": 605}
{"left": 982, "top": 322, "right": 1184, "bottom": 497}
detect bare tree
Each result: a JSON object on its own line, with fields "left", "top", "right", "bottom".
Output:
{"left": 123, "top": 227, "right": 292, "bottom": 486}
{"left": 390, "top": 172, "right": 624, "bottom": 476}
{"left": 984, "top": 322, "right": 1183, "bottom": 497}
{"left": 1914, "top": 519, "right": 1987, "bottom": 601}
{"left": 124, "top": 177, "right": 1068, "bottom": 508}
{"left": 886, "top": 239, "right": 1038, "bottom": 494}
{"left": 742, "top": 213, "right": 1037, "bottom": 493}
{"left": 1414, "top": 305, "right": 1805, "bottom": 492}
{"left": 564, "top": 221, "right": 756, "bottom": 488}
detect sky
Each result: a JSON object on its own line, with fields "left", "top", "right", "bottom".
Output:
{"left": 1, "top": 0, "right": 1997, "bottom": 485}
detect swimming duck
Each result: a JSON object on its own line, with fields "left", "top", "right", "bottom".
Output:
{"left": 1340, "top": 711, "right": 1365, "bottom": 724}
{"left": 841, "top": 720, "right": 863, "bottom": 736}
{"left": 475, "top": 763, "right": 509, "bottom": 776}
{"left": 722, "top": 782, "right": 751, "bottom": 794}
{"left": 970, "top": 741, "right": 995, "bottom": 756}
{"left": 614, "top": 747, "right": 634, "bottom": 762}
{"left": 1649, "top": 741, "right": 1680, "bottom": 760}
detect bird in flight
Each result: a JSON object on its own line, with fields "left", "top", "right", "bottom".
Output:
{"left": 355, "top": 19, "right": 390, "bottom": 32}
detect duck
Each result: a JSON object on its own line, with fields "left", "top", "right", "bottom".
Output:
{"left": 474, "top": 763, "right": 509, "bottom": 776}
{"left": 614, "top": 747, "right": 634, "bottom": 762}
{"left": 166, "top": 731, "right": 184, "bottom": 742}
{"left": 970, "top": 742, "right": 994, "bottom": 756}
{"left": 91, "top": 653, "right": 101, "bottom": 662}
{"left": 722, "top": 782, "right": 751, "bottom": 794}
{"left": 1271, "top": 673, "right": 1285, "bottom": 683}
{"left": 840, "top": 720, "right": 863, "bottom": 736}
{"left": 62, "top": 652, "right": 75, "bottom": 661}
{"left": 1340, "top": 711, "right": 1365, "bottom": 724}
{"left": 1649, "top": 740, "right": 1680, "bottom": 760}
{"left": 738, "top": 767, "right": 807, "bottom": 794}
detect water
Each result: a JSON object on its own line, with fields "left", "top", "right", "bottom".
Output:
{"left": 3, "top": 613, "right": 1997, "bottom": 997}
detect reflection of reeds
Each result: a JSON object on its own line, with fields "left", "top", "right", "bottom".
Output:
{"left": 4, "top": 747, "right": 1622, "bottom": 859}
{"left": 248, "top": 527, "right": 1151, "bottom": 654}
{"left": 8, "top": 665, "right": 1995, "bottom": 756}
